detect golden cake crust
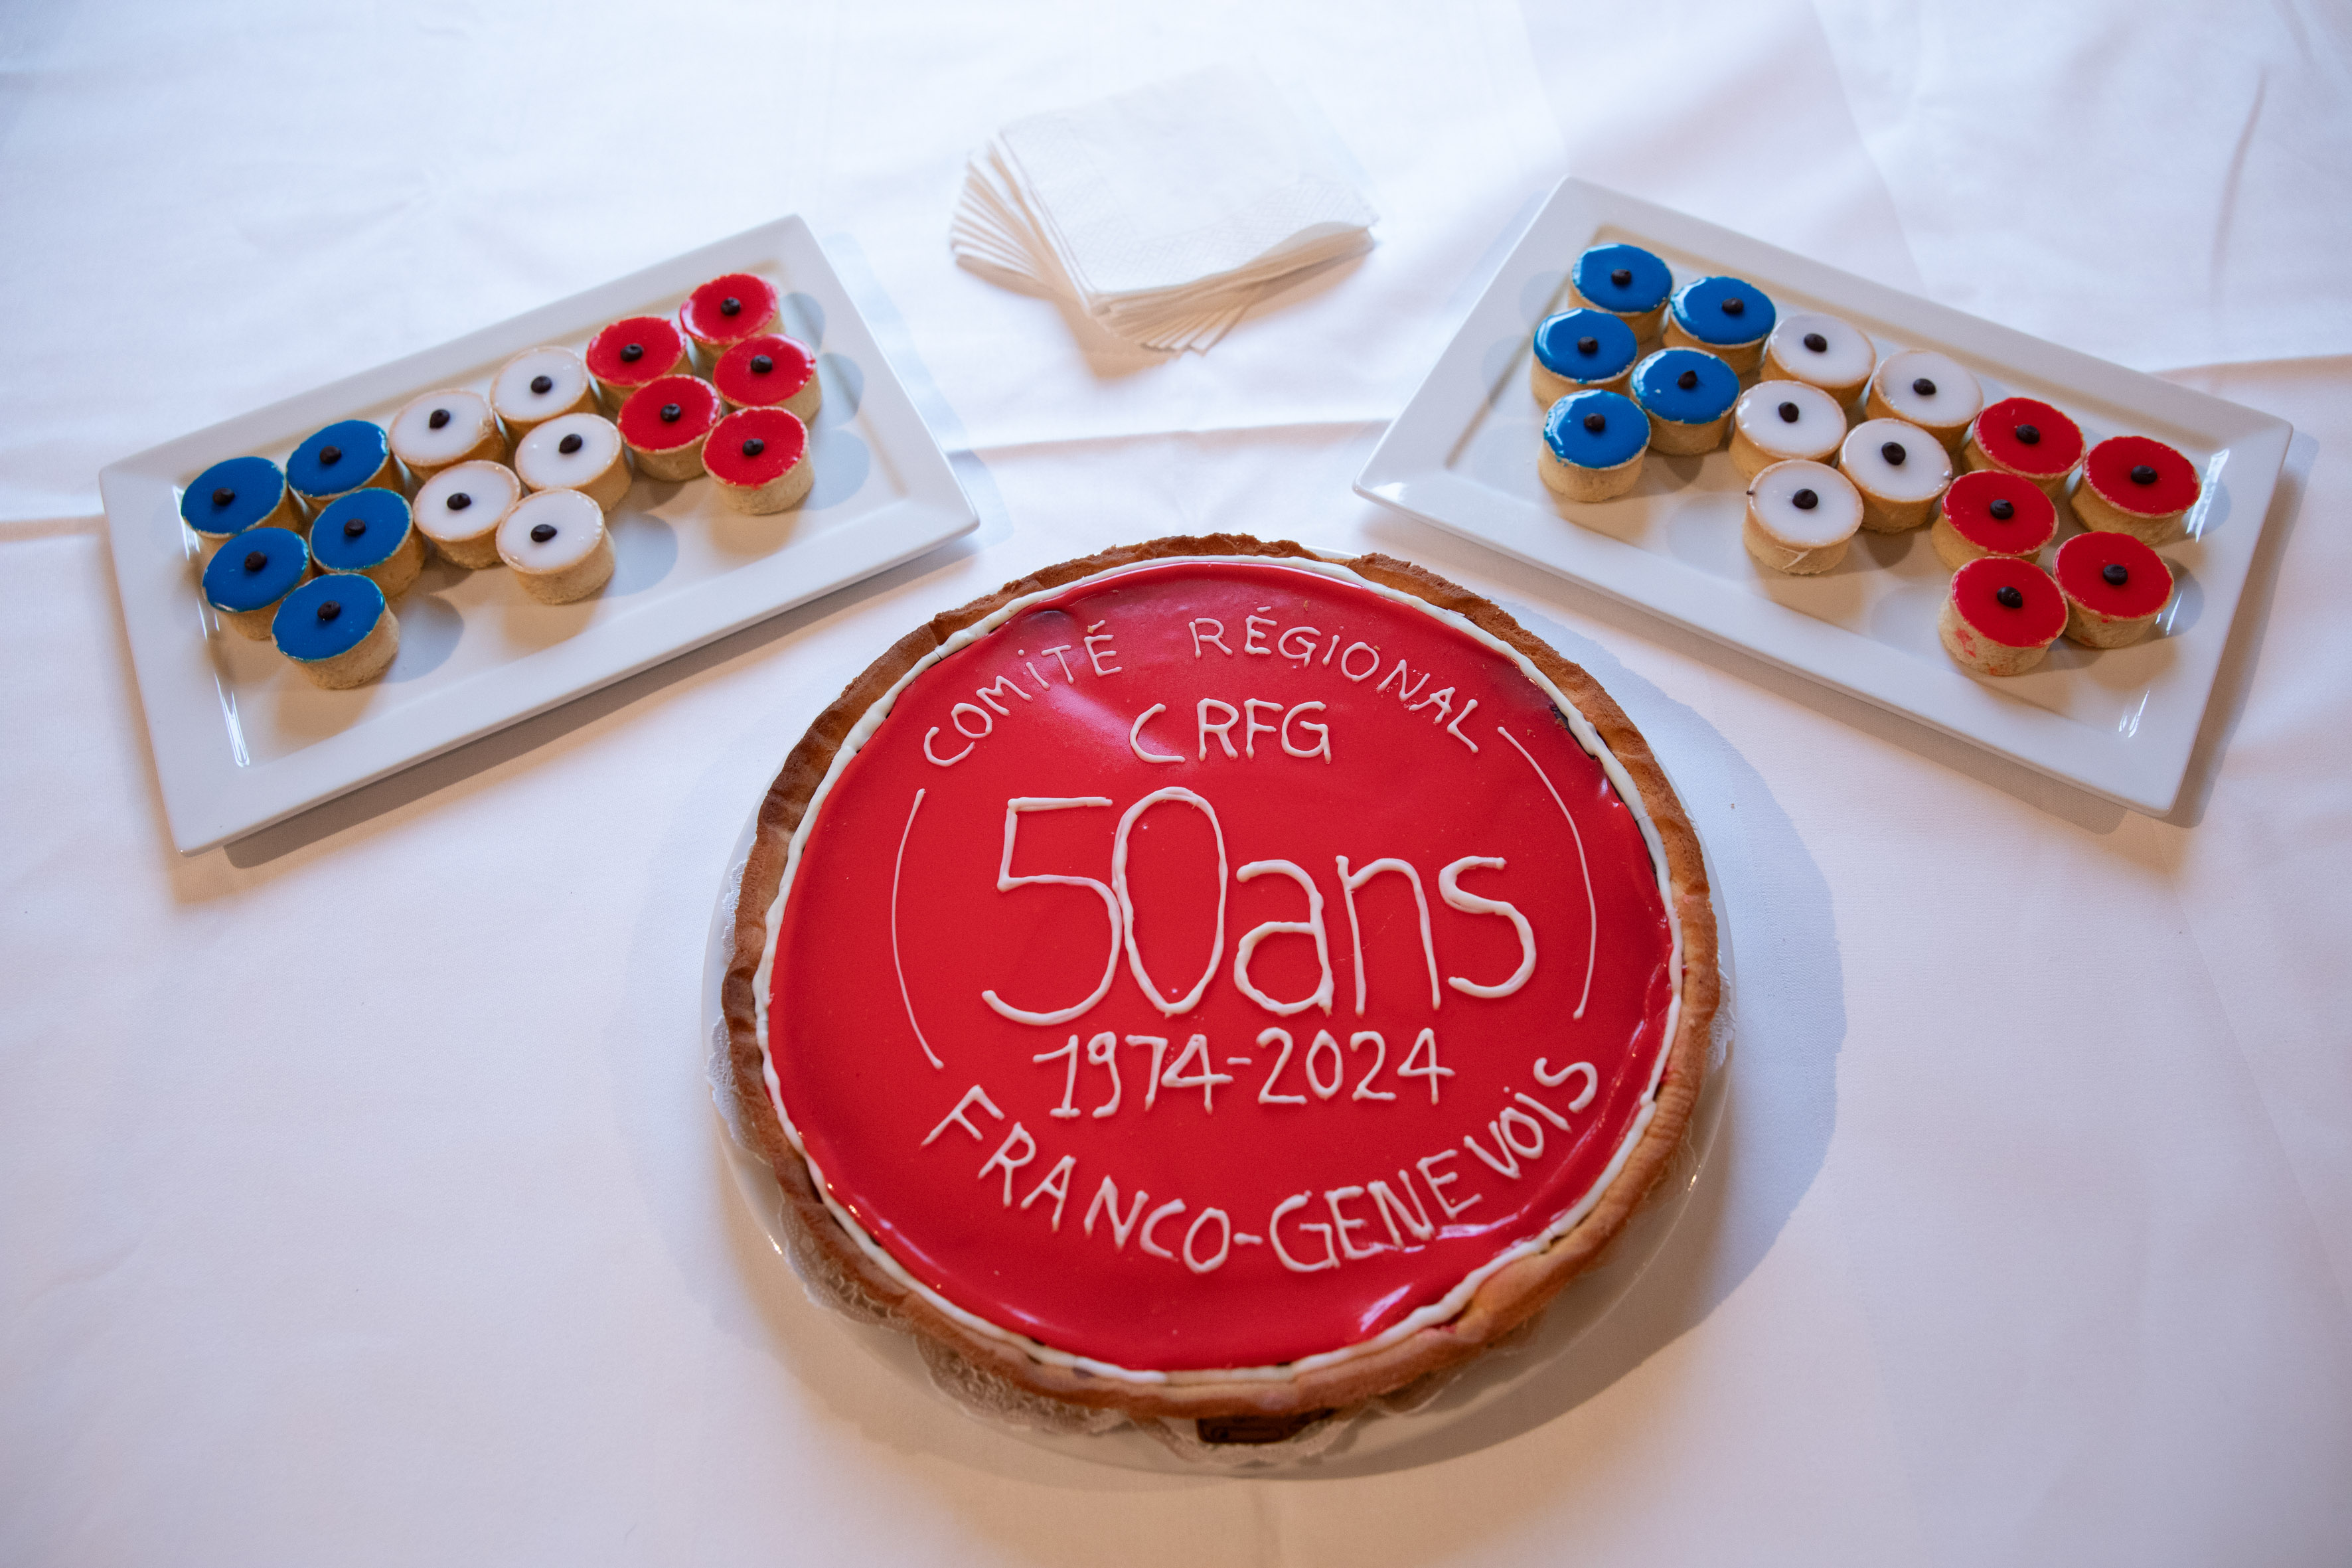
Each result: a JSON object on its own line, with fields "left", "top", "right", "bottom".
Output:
{"left": 720, "top": 534, "right": 1720, "bottom": 1420}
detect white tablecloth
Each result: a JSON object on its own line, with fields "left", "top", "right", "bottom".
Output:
{"left": 5, "top": 2, "right": 2349, "bottom": 1562}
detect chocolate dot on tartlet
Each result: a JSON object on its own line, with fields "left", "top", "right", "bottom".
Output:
{"left": 319, "top": 445, "right": 342, "bottom": 465}
{"left": 1722, "top": 296, "right": 1745, "bottom": 317}
{"left": 1882, "top": 441, "right": 1907, "bottom": 465}
{"left": 620, "top": 342, "right": 644, "bottom": 363}
{"left": 1575, "top": 336, "right": 1598, "bottom": 355}
{"left": 1913, "top": 378, "right": 1936, "bottom": 397}
{"left": 531, "top": 374, "right": 553, "bottom": 395}
{"left": 1990, "top": 498, "right": 2015, "bottom": 520}
{"left": 558, "top": 433, "right": 582, "bottom": 455}
{"left": 1676, "top": 368, "right": 1699, "bottom": 390}
{"left": 1610, "top": 267, "right": 1631, "bottom": 287}
{"left": 1996, "top": 585, "right": 2024, "bottom": 609}
{"left": 447, "top": 493, "right": 471, "bottom": 511}
{"left": 659, "top": 402, "right": 681, "bottom": 424}
{"left": 342, "top": 518, "right": 366, "bottom": 538}
{"left": 751, "top": 354, "right": 774, "bottom": 374}
{"left": 1777, "top": 401, "right": 1800, "bottom": 424}
{"left": 428, "top": 408, "right": 450, "bottom": 430}
{"left": 317, "top": 599, "right": 342, "bottom": 623}
{"left": 720, "top": 296, "right": 742, "bottom": 317}
{"left": 212, "top": 487, "right": 235, "bottom": 507}
{"left": 1792, "top": 488, "right": 1818, "bottom": 511}
{"left": 1581, "top": 412, "right": 1605, "bottom": 433}
{"left": 2014, "top": 424, "right": 2041, "bottom": 445}
{"left": 1803, "top": 332, "right": 1826, "bottom": 353}
{"left": 529, "top": 522, "right": 558, "bottom": 544}
{"left": 243, "top": 549, "right": 267, "bottom": 572}
{"left": 741, "top": 436, "right": 767, "bottom": 457}
{"left": 2130, "top": 463, "right": 2159, "bottom": 485}
{"left": 2103, "top": 563, "right": 2130, "bottom": 586}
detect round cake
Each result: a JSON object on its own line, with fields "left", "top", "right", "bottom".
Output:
{"left": 721, "top": 538, "right": 1718, "bottom": 1423}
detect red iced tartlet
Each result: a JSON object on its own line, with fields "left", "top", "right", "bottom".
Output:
{"left": 1965, "top": 397, "right": 2084, "bottom": 496}
{"left": 1939, "top": 555, "right": 2067, "bottom": 676}
{"left": 2073, "top": 435, "right": 2201, "bottom": 544}
{"left": 1931, "top": 469, "right": 2057, "bottom": 571}
{"left": 587, "top": 315, "right": 690, "bottom": 406}
{"left": 704, "top": 407, "right": 813, "bottom": 514}
{"left": 617, "top": 374, "right": 723, "bottom": 481}
{"left": 2053, "top": 530, "right": 2173, "bottom": 647}
{"left": 681, "top": 273, "right": 780, "bottom": 358}
{"left": 713, "top": 333, "right": 820, "bottom": 418}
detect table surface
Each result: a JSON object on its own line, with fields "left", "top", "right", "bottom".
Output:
{"left": 4, "top": 2, "right": 2348, "bottom": 1564}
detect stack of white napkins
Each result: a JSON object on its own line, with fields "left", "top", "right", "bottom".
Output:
{"left": 951, "top": 68, "right": 1379, "bottom": 352}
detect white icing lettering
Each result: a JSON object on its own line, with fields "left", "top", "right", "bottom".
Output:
{"left": 1040, "top": 644, "right": 1077, "bottom": 682}
{"left": 1188, "top": 617, "right": 1231, "bottom": 658}
{"left": 1407, "top": 684, "right": 1454, "bottom": 723}
{"left": 1033, "top": 1034, "right": 1082, "bottom": 1119}
{"left": 1159, "top": 1034, "right": 1233, "bottom": 1113}
{"left": 1337, "top": 856, "right": 1443, "bottom": 1014}
{"left": 1340, "top": 642, "right": 1381, "bottom": 681}
{"left": 1279, "top": 701, "right": 1332, "bottom": 763}
{"left": 1447, "top": 698, "right": 1482, "bottom": 752}
{"left": 1243, "top": 614, "right": 1275, "bottom": 656}
{"left": 1024, "top": 660, "right": 1053, "bottom": 690}
{"left": 1231, "top": 860, "right": 1334, "bottom": 1018}
{"left": 979, "top": 797, "right": 1121, "bottom": 1026}
{"left": 1020, "top": 1154, "right": 1076, "bottom": 1229}
{"left": 1417, "top": 1149, "right": 1481, "bottom": 1217}
{"left": 1242, "top": 698, "right": 1282, "bottom": 758}
{"left": 951, "top": 702, "right": 994, "bottom": 740}
{"left": 1113, "top": 788, "right": 1227, "bottom": 1017}
{"left": 1305, "top": 1030, "right": 1344, "bottom": 1101}
{"left": 890, "top": 788, "right": 945, "bottom": 1069}
{"left": 1234, "top": 1233, "right": 1263, "bottom": 1247}
{"left": 1084, "top": 1177, "right": 1148, "bottom": 1247}
{"left": 1513, "top": 1090, "right": 1573, "bottom": 1131}
{"left": 1084, "top": 621, "right": 1121, "bottom": 675}
{"left": 1322, "top": 633, "right": 1341, "bottom": 667}
{"left": 1086, "top": 1031, "right": 1122, "bottom": 1117}
{"left": 974, "top": 672, "right": 1034, "bottom": 716}
{"left": 1462, "top": 1123, "right": 1523, "bottom": 1178}
{"left": 1349, "top": 1031, "right": 1397, "bottom": 1101}
{"left": 1499, "top": 727, "right": 1598, "bottom": 1019}
{"left": 1183, "top": 1208, "right": 1233, "bottom": 1273}
{"left": 921, "top": 727, "right": 974, "bottom": 767}
{"left": 1128, "top": 703, "right": 1184, "bottom": 765}
{"left": 1496, "top": 1105, "right": 1546, "bottom": 1158}
{"left": 1275, "top": 625, "right": 1320, "bottom": 665}
{"left": 1270, "top": 1192, "right": 1339, "bottom": 1273}
{"left": 1374, "top": 659, "right": 1431, "bottom": 704}
{"left": 1397, "top": 1028, "right": 1452, "bottom": 1103}
{"left": 1128, "top": 1035, "right": 1170, "bottom": 1109}
{"left": 922, "top": 1083, "right": 1004, "bottom": 1146}
{"left": 1324, "top": 1186, "right": 1383, "bottom": 1259}
{"left": 1438, "top": 856, "right": 1538, "bottom": 999}
{"left": 1139, "top": 1198, "right": 1186, "bottom": 1259}
{"left": 1533, "top": 1058, "right": 1599, "bottom": 1110}
{"left": 1368, "top": 1174, "right": 1435, "bottom": 1246}
{"left": 1255, "top": 1027, "right": 1307, "bottom": 1105}
{"left": 1196, "top": 698, "right": 1239, "bottom": 759}
{"left": 978, "top": 1122, "right": 1037, "bottom": 1203}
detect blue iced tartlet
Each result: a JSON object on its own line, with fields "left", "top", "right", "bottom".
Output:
{"left": 311, "top": 487, "right": 428, "bottom": 599}
{"left": 181, "top": 455, "right": 299, "bottom": 558}
{"left": 200, "top": 524, "right": 313, "bottom": 641}
{"left": 1539, "top": 388, "right": 1650, "bottom": 503}
{"left": 1568, "top": 243, "right": 1674, "bottom": 341}
{"left": 1631, "top": 348, "right": 1741, "bottom": 455}
{"left": 1530, "top": 307, "right": 1640, "bottom": 404}
{"left": 272, "top": 572, "right": 399, "bottom": 689}
{"left": 286, "top": 419, "right": 398, "bottom": 512}
{"left": 1662, "top": 275, "right": 1775, "bottom": 372}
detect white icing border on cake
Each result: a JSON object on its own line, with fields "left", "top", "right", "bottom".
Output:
{"left": 749, "top": 554, "right": 1687, "bottom": 1385}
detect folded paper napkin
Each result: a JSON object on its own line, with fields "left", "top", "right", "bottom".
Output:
{"left": 951, "top": 68, "right": 1379, "bottom": 352}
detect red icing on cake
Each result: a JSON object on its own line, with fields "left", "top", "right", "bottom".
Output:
{"left": 714, "top": 334, "right": 816, "bottom": 408}
{"left": 1939, "top": 469, "right": 2056, "bottom": 556}
{"left": 586, "top": 315, "right": 688, "bottom": 390}
{"left": 682, "top": 273, "right": 780, "bottom": 352}
{"left": 760, "top": 558, "right": 1682, "bottom": 1375}
{"left": 1949, "top": 556, "right": 2066, "bottom": 648}
{"left": 705, "top": 408, "right": 808, "bottom": 487}
{"left": 2053, "top": 530, "right": 2172, "bottom": 620}
{"left": 617, "top": 376, "right": 721, "bottom": 453}
{"left": 2082, "top": 435, "right": 2200, "bottom": 518}
{"left": 1971, "top": 397, "right": 2084, "bottom": 480}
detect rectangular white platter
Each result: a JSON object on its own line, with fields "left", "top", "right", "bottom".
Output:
{"left": 100, "top": 216, "right": 977, "bottom": 854}
{"left": 1354, "top": 178, "right": 2293, "bottom": 815}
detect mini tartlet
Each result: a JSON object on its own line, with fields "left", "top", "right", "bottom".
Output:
{"left": 1744, "top": 459, "right": 1861, "bottom": 576}
{"left": 311, "top": 488, "right": 428, "bottom": 599}
{"left": 273, "top": 572, "right": 399, "bottom": 688}
{"left": 586, "top": 315, "right": 692, "bottom": 412}
{"left": 1530, "top": 308, "right": 1639, "bottom": 404}
{"left": 499, "top": 488, "right": 613, "bottom": 603}
{"left": 1865, "top": 350, "right": 1981, "bottom": 453}
{"left": 1538, "top": 388, "right": 1650, "bottom": 503}
{"left": 181, "top": 455, "right": 298, "bottom": 558}
{"left": 514, "top": 413, "right": 632, "bottom": 512}
{"left": 1930, "top": 469, "right": 2057, "bottom": 570}
{"left": 491, "top": 347, "right": 599, "bottom": 435}
{"left": 714, "top": 333, "right": 823, "bottom": 421}
{"left": 1567, "top": 242, "right": 1674, "bottom": 341}
{"left": 706, "top": 408, "right": 816, "bottom": 514}
{"left": 1939, "top": 556, "right": 2067, "bottom": 676}
{"left": 681, "top": 273, "right": 781, "bottom": 364}
{"left": 287, "top": 420, "right": 399, "bottom": 512}
{"left": 390, "top": 389, "right": 506, "bottom": 481}
{"left": 2070, "top": 435, "right": 2201, "bottom": 544}
{"left": 1630, "top": 347, "right": 1739, "bottom": 455}
{"left": 1729, "top": 380, "right": 1846, "bottom": 479}
{"left": 1761, "top": 311, "right": 1875, "bottom": 404}
{"left": 412, "top": 459, "right": 522, "bottom": 570}
{"left": 2053, "top": 530, "right": 2173, "bottom": 647}
{"left": 1840, "top": 418, "right": 1952, "bottom": 532}
{"left": 200, "top": 525, "right": 312, "bottom": 640}
{"left": 1662, "top": 275, "right": 1774, "bottom": 373}
{"left": 618, "top": 375, "right": 722, "bottom": 481}
{"left": 1964, "top": 396, "right": 2084, "bottom": 497}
